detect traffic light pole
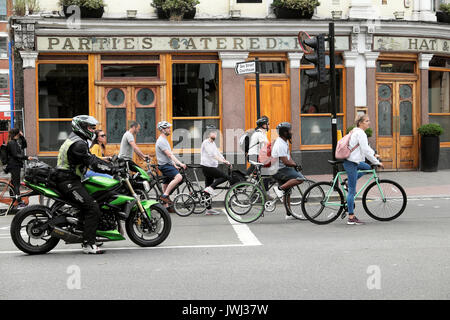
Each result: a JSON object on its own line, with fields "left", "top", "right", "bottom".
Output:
{"left": 255, "top": 57, "right": 261, "bottom": 120}
{"left": 329, "top": 23, "right": 338, "bottom": 177}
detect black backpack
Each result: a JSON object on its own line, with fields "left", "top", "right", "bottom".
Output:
{"left": 0, "top": 143, "right": 8, "bottom": 170}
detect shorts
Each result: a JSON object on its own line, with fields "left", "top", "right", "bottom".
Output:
{"left": 273, "top": 167, "right": 305, "bottom": 184}
{"left": 158, "top": 164, "right": 180, "bottom": 184}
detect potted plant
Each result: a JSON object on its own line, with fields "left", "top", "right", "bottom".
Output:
{"left": 13, "top": 0, "right": 27, "bottom": 16}
{"left": 418, "top": 123, "right": 444, "bottom": 172}
{"left": 346, "top": 126, "right": 373, "bottom": 138}
{"left": 436, "top": 3, "right": 450, "bottom": 23}
{"left": 151, "top": 0, "right": 199, "bottom": 21}
{"left": 59, "top": 0, "right": 106, "bottom": 19}
{"left": 27, "top": 0, "right": 41, "bottom": 15}
{"left": 271, "top": 0, "right": 320, "bottom": 19}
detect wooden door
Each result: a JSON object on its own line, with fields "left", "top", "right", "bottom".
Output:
{"left": 376, "top": 81, "right": 418, "bottom": 169}
{"left": 100, "top": 85, "right": 159, "bottom": 166}
{"left": 245, "top": 78, "right": 290, "bottom": 141}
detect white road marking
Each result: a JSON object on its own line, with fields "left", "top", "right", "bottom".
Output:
{"left": 0, "top": 243, "right": 255, "bottom": 255}
{"left": 222, "top": 209, "right": 262, "bottom": 246}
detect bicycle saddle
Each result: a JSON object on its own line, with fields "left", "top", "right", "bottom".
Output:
{"left": 328, "top": 160, "right": 344, "bottom": 165}
{"left": 249, "top": 160, "right": 264, "bottom": 167}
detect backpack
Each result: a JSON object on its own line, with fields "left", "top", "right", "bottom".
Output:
{"left": 335, "top": 129, "right": 359, "bottom": 159}
{"left": 24, "top": 161, "right": 58, "bottom": 188}
{"left": 229, "top": 169, "right": 246, "bottom": 185}
{"left": 0, "top": 143, "right": 8, "bottom": 172}
{"left": 258, "top": 141, "right": 277, "bottom": 168}
{"left": 239, "top": 129, "right": 255, "bottom": 154}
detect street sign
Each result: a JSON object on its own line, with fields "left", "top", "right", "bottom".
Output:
{"left": 235, "top": 61, "right": 256, "bottom": 75}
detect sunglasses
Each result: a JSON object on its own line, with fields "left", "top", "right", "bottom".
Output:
{"left": 99, "top": 134, "right": 106, "bottom": 137}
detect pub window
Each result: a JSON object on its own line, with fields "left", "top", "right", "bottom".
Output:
{"left": 259, "top": 61, "right": 286, "bottom": 74}
{"left": 0, "top": 37, "right": 7, "bottom": 58}
{"left": 300, "top": 59, "right": 345, "bottom": 148}
{"left": 429, "top": 56, "right": 450, "bottom": 146}
{"left": 38, "top": 63, "right": 89, "bottom": 152}
{"left": 0, "top": 0, "right": 6, "bottom": 21}
{"left": 172, "top": 62, "right": 221, "bottom": 150}
{"left": 102, "top": 64, "right": 158, "bottom": 78}
{"left": 376, "top": 60, "right": 416, "bottom": 73}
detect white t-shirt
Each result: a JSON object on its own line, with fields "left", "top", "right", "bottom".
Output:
{"left": 248, "top": 129, "right": 269, "bottom": 156}
{"left": 271, "top": 137, "right": 290, "bottom": 169}
{"left": 347, "top": 127, "right": 380, "bottom": 165}
{"left": 200, "top": 139, "right": 221, "bottom": 168}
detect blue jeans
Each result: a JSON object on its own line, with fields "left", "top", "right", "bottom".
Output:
{"left": 85, "top": 170, "right": 113, "bottom": 179}
{"left": 342, "top": 160, "right": 371, "bottom": 214}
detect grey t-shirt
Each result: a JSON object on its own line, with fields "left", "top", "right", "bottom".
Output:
{"left": 156, "top": 135, "right": 172, "bottom": 166}
{"left": 118, "top": 131, "right": 135, "bottom": 160}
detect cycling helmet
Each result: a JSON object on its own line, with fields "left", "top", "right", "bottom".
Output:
{"left": 256, "top": 116, "right": 269, "bottom": 128}
{"left": 72, "top": 115, "right": 98, "bottom": 140}
{"left": 157, "top": 121, "right": 172, "bottom": 131}
{"left": 276, "top": 122, "right": 292, "bottom": 140}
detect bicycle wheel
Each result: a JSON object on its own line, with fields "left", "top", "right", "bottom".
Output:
{"left": 173, "top": 193, "right": 196, "bottom": 217}
{"left": 362, "top": 179, "right": 407, "bottom": 221}
{"left": 0, "top": 181, "right": 14, "bottom": 214}
{"left": 224, "top": 181, "right": 265, "bottom": 224}
{"left": 301, "top": 182, "right": 344, "bottom": 225}
{"left": 182, "top": 182, "right": 203, "bottom": 194}
{"left": 284, "top": 179, "right": 316, "bottom": 220}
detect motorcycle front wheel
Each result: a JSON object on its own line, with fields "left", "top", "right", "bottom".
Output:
{"left": 125, "top": 203, "right": 171, "bottom": 247}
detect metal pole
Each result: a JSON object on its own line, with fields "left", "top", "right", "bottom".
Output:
{"left": 255, "top": 57, "right": 261, "bottom": 120}
{"left": 329, "top": 23, "right": 338, "bottom": 177}
{"left": 8, "top": 41, "right": 14, "bottom": 129}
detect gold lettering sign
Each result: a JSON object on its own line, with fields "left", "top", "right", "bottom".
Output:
{"left": 374, "top": 36, "right": 450, "bottom": 54}
{"left": 37, "top": 36, "right": 350, "bottom": 52}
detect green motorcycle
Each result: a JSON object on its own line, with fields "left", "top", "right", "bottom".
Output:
{"left": 10, "top": 159, "right": 171, "bottom": 255}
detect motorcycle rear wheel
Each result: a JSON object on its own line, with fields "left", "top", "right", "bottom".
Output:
{"left": 10, "top": 205, "right": 60, "bottom": 255}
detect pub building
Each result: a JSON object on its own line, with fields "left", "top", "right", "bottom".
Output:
{"left": 10, "top": 17, "right": 450, "bottom": 174}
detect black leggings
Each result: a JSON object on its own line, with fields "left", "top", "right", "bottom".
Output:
{"left": 201, "top": 166, "right": 229, "bottom": 189}
{"left": 9, "top": 167, "right": 21, "bottom": 197}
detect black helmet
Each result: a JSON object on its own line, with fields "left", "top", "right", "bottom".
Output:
{"left": 72, "top": 115, "right": 98, "bottom": 140}
{"left": 276, "top": 122, "right": 292, "bottom": 140}
{"left": 256, "top": 116, "right": 269, "bottom": 128}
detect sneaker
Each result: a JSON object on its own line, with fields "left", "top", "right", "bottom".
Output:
{"left": 285, "top": 215, "right": 296, "bottom": 220}
{"left": 159, "top": 195, "right": 173, "bottom": 205}
{"left": 274, "top": 187, "right": 285, "bottom": 199}
{"left": 167, "top": 206, "right": 176, "bottom": 214}
{"left": 347, "top": 216, "right": 365, "bottom": 225}
{"left": 205, "top": 209, "right": 222, "bottom": 215}
{"left": 204, "top": 187, "right": 217, "bottom": 197}
{"left": 82, "top": 243, "right": 104, "bottom": 254}
{"left": 17, "top": 202, "right": 27, "bottom": 209}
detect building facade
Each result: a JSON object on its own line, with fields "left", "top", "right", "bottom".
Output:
{"left": 9, "top": 0, "right": 450, "bottom": 173}
{"left": 0, "top": 0, "right": 12, "bottom": 143}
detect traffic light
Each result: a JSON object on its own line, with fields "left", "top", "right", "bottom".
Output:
{"left": 302, "top": 34, "right": 326, "bottom": 84}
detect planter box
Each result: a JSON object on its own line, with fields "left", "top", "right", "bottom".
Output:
{"left": 63, "top": 5, "right": 104, "bottom": 18}
{"left": 274, "top": 7, "right": 313, "bottom": 19}
{"left": 156, "top": 7, "right": 196, "bottom": 20}
{"left": 436, "top": 11, "right": 450, "bottom": 23}
{"left": 420, "top": 135, "right": 440, "bottom": 172}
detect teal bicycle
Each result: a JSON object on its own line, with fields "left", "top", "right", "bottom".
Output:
{"left": 300, "top": 160, "right": 407, "bottom": 225}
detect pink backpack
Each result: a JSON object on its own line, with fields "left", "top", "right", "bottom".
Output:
{"left": 335, "top": 129, "right": 359, "bottom": 159}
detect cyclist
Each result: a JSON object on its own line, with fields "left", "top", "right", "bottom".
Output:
{"left": 118, "top": 121, "right": 149, "bottom": 162}
{"left": 271, "top": 122, "right": 306, "bottom": 220}
{"left": 201, "top": 125, "right": 231, "bottom": 215}
{"left": 56, "top": 115, "right": 117, "bottom": 254}
{"left": 155, "top": 121, "right": 187, "bottom": 210}
{"left": 344, "top": 114, "right": 383, "bottom": 225}
{"left": 247, "top": 116, "right": 273, "bottom": 200}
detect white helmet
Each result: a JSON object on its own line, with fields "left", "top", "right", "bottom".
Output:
{"left": 157, "top": 121, "right": 172, "bottom": 131}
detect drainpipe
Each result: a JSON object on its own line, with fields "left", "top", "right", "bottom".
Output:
{"left": 8, "top": 40, "right": 14, "bottom": 128}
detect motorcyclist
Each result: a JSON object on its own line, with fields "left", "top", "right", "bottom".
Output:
{"left": 56, "top": 115, "right": 117, "bottom": 254}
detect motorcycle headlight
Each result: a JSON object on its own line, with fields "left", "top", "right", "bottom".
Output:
{"left": 143, "top": 181, "right": 151, "bottom": 193}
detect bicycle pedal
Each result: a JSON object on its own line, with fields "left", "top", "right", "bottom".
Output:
{"left": 341, "top": 212, "right": 347, "bottom": 219}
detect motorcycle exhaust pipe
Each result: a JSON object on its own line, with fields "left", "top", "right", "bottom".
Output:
{"left": 50, "top": 227, "right": 83, "bottom": 244}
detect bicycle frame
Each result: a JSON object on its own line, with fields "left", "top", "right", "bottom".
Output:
{"left": 323, "top": 169, "right": 386, "bottom": 208}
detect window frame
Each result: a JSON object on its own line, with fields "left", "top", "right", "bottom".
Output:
{"left": 299, "top": 62, "right": 346, "bottom": 150}
{"left": 429, "top": 63, "right": 450, "bottom": 148}
{"left": 168, "top": 54, "right": 222, "bottom": 154}
{"left": 36, "top": 54, "right": 94, "bottom": 155}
